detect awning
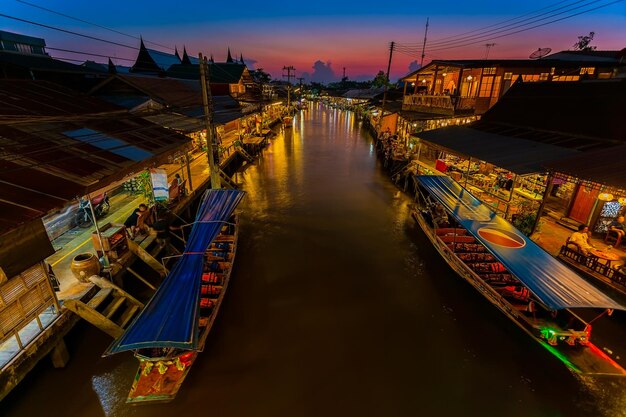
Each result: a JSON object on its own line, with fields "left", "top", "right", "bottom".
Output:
{"left": 417, "top": 126, "right": 580, "bottom": 174}
{"left": 544, "top": 144, "right": 626, "bottom": 193}
{"left": 104, "top": 189, "right": 245, "bottom": 355}
{"left": 416, "top": 175, "right": 624, "bottom": 311}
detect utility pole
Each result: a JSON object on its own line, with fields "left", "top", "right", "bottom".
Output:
{"left": 283, "top": 65, "right": 295, "bottom": 110}
{"left": 377, "top": 41, "right": 395, "bottom": 133}
{"left": 296, "top": 77, "right": 305, "bottom": 102}
{"left": 484, "top": 43, "right": 496, "bottom": 59}
{"left": 198, "top": 53, "right": 221, "bottom": 189}
{"left": 420, "top": 17, "right": 429, "bottom": 68}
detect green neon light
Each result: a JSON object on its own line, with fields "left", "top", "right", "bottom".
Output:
{"left": 538, "top": 340, "right": 581, "bottom": 373}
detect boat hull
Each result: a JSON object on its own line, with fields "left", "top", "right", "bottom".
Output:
{"left": 126, "top": 219, "right": 238, "bottom": 404}
{"left": 412, "top": 210, "right": 626, "bottom": 377}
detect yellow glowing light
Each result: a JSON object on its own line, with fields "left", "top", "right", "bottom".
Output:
{"left": 598, "top": 193, "right": 614, "bottom": 201}
{"left": 618, "top": 197, "right": 626, "bottom": 204}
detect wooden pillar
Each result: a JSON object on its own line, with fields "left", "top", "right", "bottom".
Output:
{"left": 531, "top": 172, "right": 554, "bottom": 235}
{"left": 456, "top": 69, "right": 463, "bottom": 96}
{"left": 50, "top": 339, "right": 70, "bottom": 368}
{"left": 185, "top": 151, "right": 193, "bottom": 192}
{"left": 403, "top": 82, "right": 408, "bottom": 95}
{"left": 430, "top": 65, "right": 439, "bottom": 94}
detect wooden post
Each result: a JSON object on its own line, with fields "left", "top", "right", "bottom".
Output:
{"left": 430, "top": 65, "right": 439, "bottom": 94}
{"left": 198, "top": 53, "right": 221, "bottom": 189}
{"left": 185, "top": 151, "right": 193, "bottom": 192}
{"left": 377, "top": 41, "right": 395, "bottom": 134}
{"left": 531, "top": 172, "right": 554, "bottom": 235}
{"left": 127, "top": 239, "right": 168, "bottom": 277}
{"left": 50, "top": 339, "right": 70, "bottom": 368}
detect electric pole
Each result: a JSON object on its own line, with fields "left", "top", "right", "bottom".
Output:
{"left": 199, "top": 53, "right": 221, "bottom": 189}
{"left": 296, "top": 77, "right": 305, "bottom": 102}
{"left": 484, "top": 43, "right": 496, "bottom": 59}
{"left": 420, "top": 17, "right": 429, "bottom": 68}
{"left": 283, "top": 65, "right": 295, "bottom": 110}
{"left": 377, "top": 41, "right": 395, "bottom": 133}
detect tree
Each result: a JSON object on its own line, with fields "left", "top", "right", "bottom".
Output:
{"left": 573, "top": 32, "right": 597, "bottom": 51}
{"left": 250, "top": 68, "right": 272, "bottom": 84}
{"left": 371, "top": 70, "right": 388, "bottom": 88}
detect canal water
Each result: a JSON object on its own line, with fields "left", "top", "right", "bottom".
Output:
{"left": 4, "top": 104, "right": 626, "bottom": 417}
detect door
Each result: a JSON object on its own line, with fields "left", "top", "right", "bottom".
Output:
{"left": 568, "top": 185, "right": 599, "bottom": 224}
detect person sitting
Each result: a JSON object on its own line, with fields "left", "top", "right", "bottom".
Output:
{"left": 124, "top": 204, "right": 148, "bottom": 239}
{"left": 433, "top": 203, "right": 449, "bottom": 228}
{"left": 568, "top": 224, "right": 596, "bottom": 256}
{"left": 608, "top": 216, "right": 625, "bottom": 244}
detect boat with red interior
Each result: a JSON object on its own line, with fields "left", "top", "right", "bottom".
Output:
{"left": 104, "top": 189, "right": 245, "bottom": 404}
{"left": 412, "top": 175, "right": 626, "bottom": 376}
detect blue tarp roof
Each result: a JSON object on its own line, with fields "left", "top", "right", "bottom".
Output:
{"left": 105, "top": 189, "right": 245, "bottom": 355}
{"left": 416, "top": 175, "right": 624, "bottom": 311}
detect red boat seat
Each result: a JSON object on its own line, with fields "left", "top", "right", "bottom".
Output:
{"left": 439, "top": 235, "right": 475, "bottom": 244}
{"left": 436, "top": 228, "right": 468, "bottom": 236}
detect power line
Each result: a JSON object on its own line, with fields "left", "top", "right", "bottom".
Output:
{"left": 399, "top": 0, "right": 592, "bottom": 48}
{"left": 46, "top": 46, "right": 135, "bottom": 62}
{"left": 0, "top": 12, "right": 138, "bottom": 50}
{"left": 424, "top": 0, "right": 607, "bottom": 49}
{"left": 427, "top": 0, "right": 623, "bottom": 52}
{"left": 15, "top": 0, "right": 175, "bottom": 51}
{"left": 425, "top": 0, "right": 575, "bottom": 44}
{"left": 395, "top": 0, "right": 622, "bottom": 55}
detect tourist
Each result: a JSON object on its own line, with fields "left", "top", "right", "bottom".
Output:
{"left": 124, "top": 204, "right": 148, "bottom": 239}
{"left": 569, "top": 224, "right": 596, "bottom": 255}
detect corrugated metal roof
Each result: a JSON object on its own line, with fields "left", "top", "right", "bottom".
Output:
{"left": 417, "top": 125, "right": 580, "bottom": 174}
{"left": 480, "top": 79, "right": 626, "bottom": 146}
{"left": 544, "top": 145, "right": 626, "bottom": 192}
{"left": 0, "top": 81, "right": 192, "bottom": 234}
{"left": 0, "top": 79, "right": 122, "bottom": 118}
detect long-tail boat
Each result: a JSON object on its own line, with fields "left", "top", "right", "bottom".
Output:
{"left": 104, "top": 189, "right": 246, "bottom": 404}
{"left": 413, "top": 175, "right": 626, "bottom": 376}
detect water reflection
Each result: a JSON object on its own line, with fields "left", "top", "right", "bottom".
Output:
{"left": 4, "top": 104, "right": 626, "bottom": 417}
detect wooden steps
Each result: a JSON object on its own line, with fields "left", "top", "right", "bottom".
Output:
{"left": 63, "top": 276, "right": 144, "bottom": 339}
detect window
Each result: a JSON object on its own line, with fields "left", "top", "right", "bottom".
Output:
{"left": 482, "top": 67, "right": 496, "bottom": 75}
{"left": 552, "top": 75, "right": 580, "bottom": 82}
{"left": 478, "top": 77, "right": 494, "bottom": 97}
{"left": 580, "top": 67, "right": 595, "bottom": 75}
{"left": 503, "top": 72, "right": 512, "bottom": 80}
{"left": 522, "top": 74, "right": 540, "bottom": 82}
{"left": 598, "top": 72, "right": 612, "bottom": 79}
{"left": 539, "top": 73, "right": 549, "bottom": 81}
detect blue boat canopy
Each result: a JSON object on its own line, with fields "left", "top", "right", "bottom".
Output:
{"left": 104, "top": 189, "right": 245, "bottom": 355}
{"left": 416, "top": 175, "right": 624, "bottom": 311}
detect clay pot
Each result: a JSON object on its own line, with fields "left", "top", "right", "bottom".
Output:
{"left": 70, "top": 253, "right": 100, "bottom": 283}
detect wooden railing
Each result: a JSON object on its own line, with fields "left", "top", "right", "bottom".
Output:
{"left": 559, "top": 245, "right": 626, "bottom": 288}
{"left": 402, "top": 94, "right": 454, "bottom": 115}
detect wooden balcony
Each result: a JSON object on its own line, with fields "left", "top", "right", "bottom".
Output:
{"left": 402, "top": 94, "right": 478, "bottom": 115}
{"left": 402, "top": 94, "right": 454, "bottom": 115}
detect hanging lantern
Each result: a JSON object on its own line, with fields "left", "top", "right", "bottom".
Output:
{"left": 598, "top": 193, "right": 614, "bottom": 201}
{"left": 618, "top": 197, "right": 626, "bottom": 204}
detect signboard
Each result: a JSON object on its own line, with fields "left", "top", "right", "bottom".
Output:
{"left": 150, "top": 168, "right": 169, "bottom": 202}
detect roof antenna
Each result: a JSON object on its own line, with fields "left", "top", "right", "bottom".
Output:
{"left": 484, "top": 43, "right": 496, "bottom": 59}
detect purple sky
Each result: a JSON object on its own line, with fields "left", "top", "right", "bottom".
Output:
{"left": 2, "top": 0, "right": 625, "bottom": 82}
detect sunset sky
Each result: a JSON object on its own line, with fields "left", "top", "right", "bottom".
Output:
{"left": 2, "top": 0, "right": 625, "bottom": 82}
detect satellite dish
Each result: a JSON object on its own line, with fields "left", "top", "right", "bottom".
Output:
{"left": 529, "top": 48, "right": 552, "bottom": 59}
